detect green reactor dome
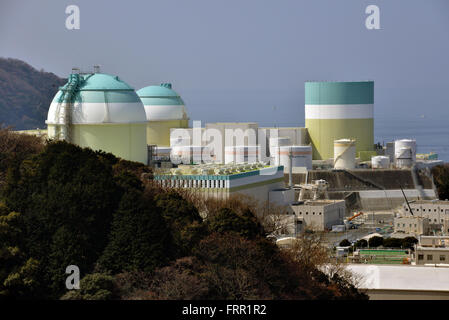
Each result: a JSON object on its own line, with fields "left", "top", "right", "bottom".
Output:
{"left": 46, "top": 70, "right": 148, "bottom": 164}
{"left": 137, "top": 83, "right": 187, "bottom": 121}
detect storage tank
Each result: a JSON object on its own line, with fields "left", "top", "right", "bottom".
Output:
{"left": 305, "top": 81, "right": 374, "bottom": 160}
{"left": 371, "top": 155, "right": 390, "bottom": 169}
{"left": 137, "top": 83, "right": 188, "bottom": 147}
{"left": 279, "top": 146, "right": 313, "bottom": 171}
{"left": 395, "top": 147, "right": 413, "bottom": 168}
{"left": 46, "top": 71, "right": 148, "bottom": 164}
{"left": 224, "top": 146, "right": 259, "bottom": 164}
{"left": 395, "top": 139, "right": 416, "bottom": 162}
{"left": 334, "top": 139, "right": 356, "bottom": 169}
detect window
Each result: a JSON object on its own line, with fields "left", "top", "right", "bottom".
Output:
{"left": 417, "top": 209, "right": 420, "bottom": 212}
{"left": 423, "top": 209, "right": 426, "bottom": 212}
{"left": 414, "top": 224, "right": 417, "bottom": 227}
{"left": 418, "top": 254, "right": 424, "bottom": 260}
{"left": 397, "top": 223, "right": 400, "bottom": 227}
{"left": 434, "top": 209, "right": 437, "bottom": 212}
{"left": 319, "top": 212, "right": 322, "bottom": 215}
{"left": 306, "top": 212, "right": 308, "bottom": 215}
{"left": 312, "top": 212, "right": 315, "bottom": 215}
{"left": 440, "top": 255, "right": 446, "bottom": 261}
{"left": 406, "top": 208, "right": 409, "bottom": 211}
{"left": 299, "top": 212, "right": 302, "bottom": 215}
{"left": 403, "top": 224, "right": 406, "bottom": 227}
{"left": 409, "top": 224, "right": 412, "bottom": 227}
{"left": 427, "top": 255, "right": 433, "bottom": 261}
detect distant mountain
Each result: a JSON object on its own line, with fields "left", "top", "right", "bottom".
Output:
{"left": 0, "top": 58, "right": 66, "bottom": 130}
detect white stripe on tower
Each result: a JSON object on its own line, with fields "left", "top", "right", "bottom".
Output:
{"left": 305, "top": 104, "right": 374, "bottom": 119}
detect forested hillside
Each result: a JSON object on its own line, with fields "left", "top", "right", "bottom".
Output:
{"left": 0, "top": 58, "right": 66, "bottom": 130}
{"left": 0, "top": 127, "right": 367, "bottom": 300}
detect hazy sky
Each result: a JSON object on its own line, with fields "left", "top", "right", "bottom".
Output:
{"left": 1, "top": 0, "right": 449, "bottom": 127}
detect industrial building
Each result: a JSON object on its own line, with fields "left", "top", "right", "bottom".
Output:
{"left": 46, "top": 70, "right": 148, "bottom": 164}
{"left": 137, "top": 83, "right": 189, "bottom": 148}
{"left": 23, "top": 67, "right": 442, "bottom": 234}
{"left": 401, "top": 200, "right": 449, "bottom": 233}
{"left": 291, "top": 200, "right": 345, "bottom": 231}
{"left": 304, "top": 81, "right": 374, "bottom": 160}
{"left": 414, "top": 236, "right": 449, "bottom": 266}
{"left": 152, "top": 163, "right": 285, "bottom": 202}
{"left": 394, "top": 216, "right": 430, "bottom": 236}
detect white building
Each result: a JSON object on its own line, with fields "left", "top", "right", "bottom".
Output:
{"left": 153, "top": 163, "right": 285, "bottom": 203}
{"left": 291, "top": 200, "right": 345, "bottom": 231}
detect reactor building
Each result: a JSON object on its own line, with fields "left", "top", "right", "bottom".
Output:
{"left": 305, "top": 81, "right": 375, "bottom": 160}
{"left": 46, "top": 70, "right": 148, "bottom": 164}
{"left": 137, "top": 83, "right": 189, "bottom": 148}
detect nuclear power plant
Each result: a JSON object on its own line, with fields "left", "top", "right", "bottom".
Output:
{"left": 19, "top": 66, "right": 442, "bottom": 229}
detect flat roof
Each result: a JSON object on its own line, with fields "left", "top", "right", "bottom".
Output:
{"left": 411, "top": 200, "right": 449, "bottom": 205}
{"left": 417, "top": 246, "right": 449, "bottom": 251}
{"left": 347, "top": 264, "right": 449, "bottom": 292}
{"left": 292, "top": 200, "right": 344, "bottom": 206}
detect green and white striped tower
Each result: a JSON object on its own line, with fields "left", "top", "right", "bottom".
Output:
{"left": 305, "top": 81, "right": 374, "bottom": 160}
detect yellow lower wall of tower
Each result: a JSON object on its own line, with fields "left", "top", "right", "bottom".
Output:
{"left": 48, "top": 123, "right": 148, "bottom": 164}
{"left": 147, "top": 119, "right": 188, "bottom": 147}
{"left": 305, "top": 118, "right": 374, "bottom": 160}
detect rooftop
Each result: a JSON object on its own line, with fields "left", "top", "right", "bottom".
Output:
{"left": 347, "top": 264, "right": 449, "bottom": 292}
{"left": 411, "top": 200, "right": 449, "bottom": 205}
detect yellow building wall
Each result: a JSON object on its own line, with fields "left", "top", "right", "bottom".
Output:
{"left": 147, "top": 119, "right": 188, "bottom": 147}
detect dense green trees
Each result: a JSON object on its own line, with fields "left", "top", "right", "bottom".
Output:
{"left": 432, "top": 164, "right": 449, "bottom": 200}
{"left": 0, "top": 128, "right": 367, "bottom": 300}
{"left": 97, "top": 188, "right": 173, "bottom": 274}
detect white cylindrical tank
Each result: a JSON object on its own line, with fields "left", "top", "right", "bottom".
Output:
{"left": 371, "top": 155, "right": 390, "bottom": 169}
{"left": 334, "top": 139, "right": 356, "bottom": 169}
{"left": 224, "top": 146, "right": 259, "bottom": 164}
{"left": 269, "top": 137, "right": 291, "bottom": 166}
{"left": 395, "top": 139, "right": 416, "bottom": 162}
{"left": 395, "top": 147, "right": 413, "bottom": 168}
{"left": 279, "top": 146, "right": 313, "bottom": 171}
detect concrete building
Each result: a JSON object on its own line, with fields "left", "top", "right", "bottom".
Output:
{"left": 46, "top": 71, "right": 148, "bottom": 164}
{"left": 402, "top": 200, "right": 449, "bottom": 232}
{"left": 305, "top": 81, "right": 374, "bottom": 160}
{"left": 291, "top": 200, "right": 345, "bottom": 231}
{"left": 394, "top": 216, "right": 430, "bottom": 236}
{"left": 419, "top": 235, "right": 449, "bottom": 247}
{"left": 415, "top": 247, "right": 449, "bottom": 265}
{"left": 153, "top": 163, "right": 285, "bottom": 202}
{"left": 413, "top": 236, "right": 449, "bottom": 266}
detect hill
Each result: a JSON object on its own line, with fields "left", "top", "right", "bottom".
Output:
{"left": 0, "top": 58, "right": 66, "bottom": 130}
